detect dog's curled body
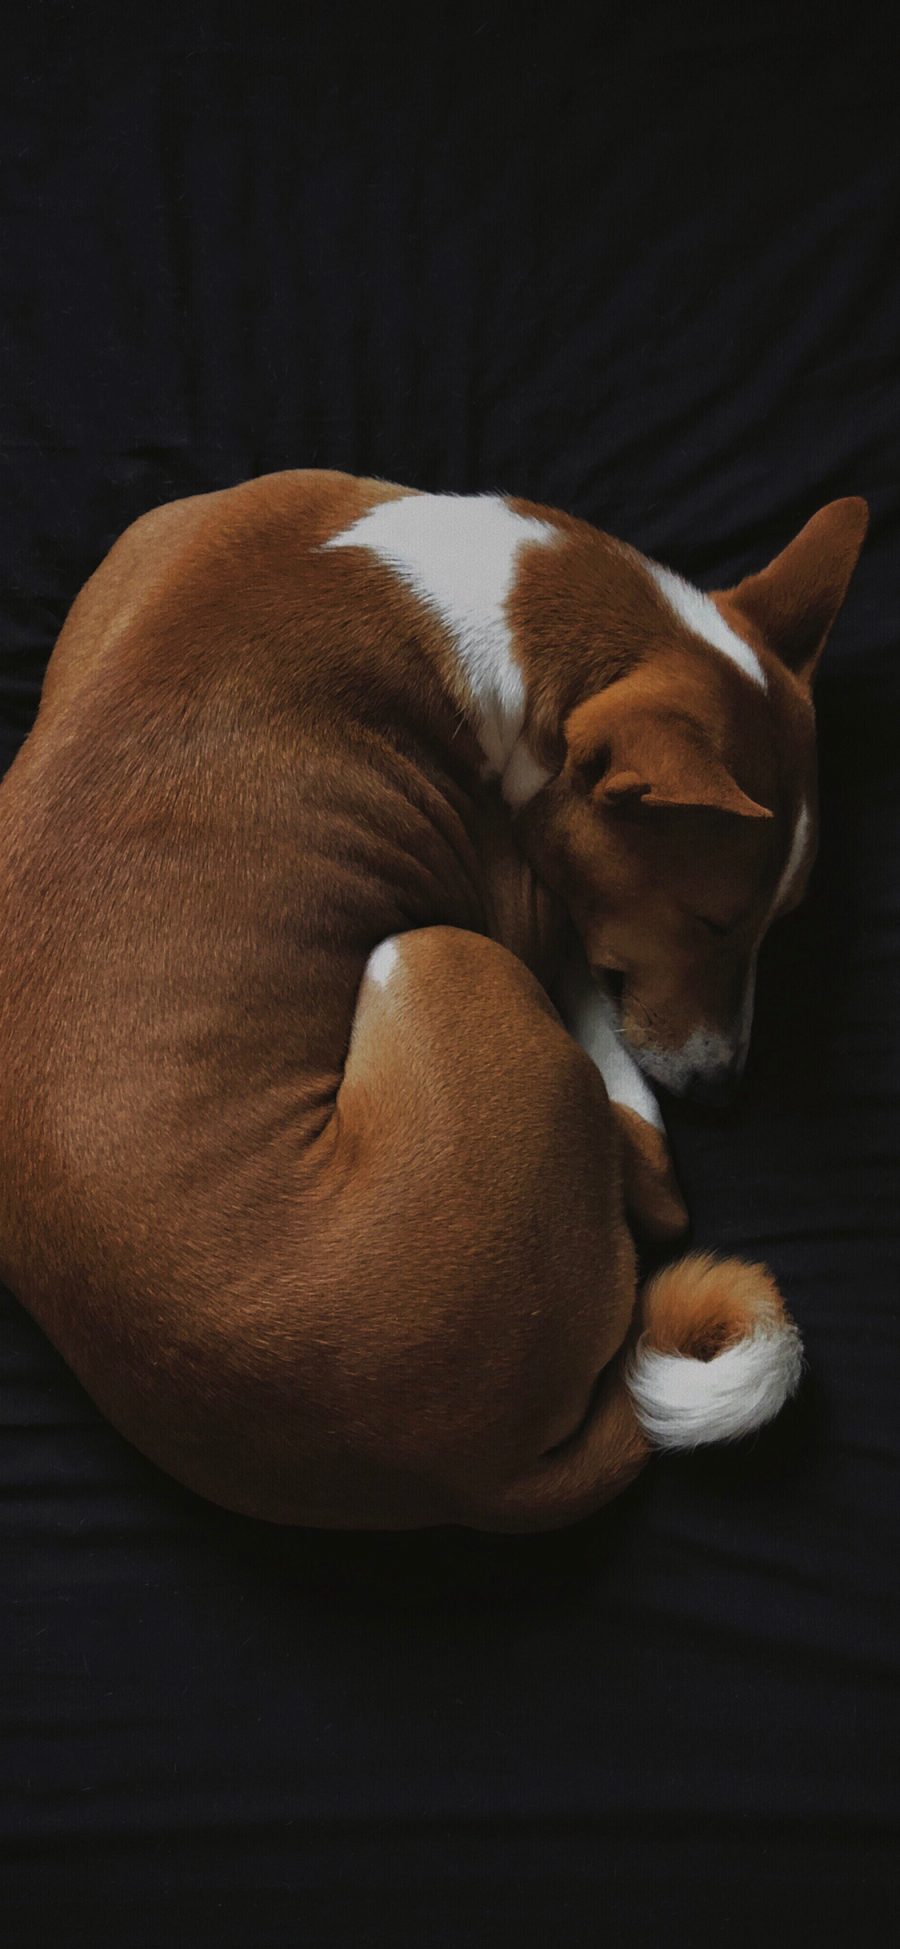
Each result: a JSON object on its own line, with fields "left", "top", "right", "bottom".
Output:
{"left": 0, "top": 471, "right": 866, "bottom": 1528}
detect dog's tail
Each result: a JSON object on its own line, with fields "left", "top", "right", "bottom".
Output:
{"left": 626, "top": 1251, "right": 804, "bottom": 1450}
{"left": 475, "top": 1253, "right": 802, "bottom": 1532}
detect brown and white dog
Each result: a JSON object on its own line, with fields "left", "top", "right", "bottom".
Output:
{"left": 0, "top": 473, "right": 868, "bottom": 1530}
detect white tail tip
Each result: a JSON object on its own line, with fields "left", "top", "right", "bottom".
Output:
{"left": 626, "top": 1254, "right": 804, "bottom": 1450}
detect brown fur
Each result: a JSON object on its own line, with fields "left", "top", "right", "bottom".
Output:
{"left": 0, "top": 473, "right": 867, "bottom": 1528}
{"left": 641, "top": 1253, "right": 786, "bottom": 1360}
{"left": 513, "top": 502, "right": 867, "bottom": 1067}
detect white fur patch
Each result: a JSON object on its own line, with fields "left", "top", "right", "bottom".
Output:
{"left": 631, "top": 801, "right": 812, "bottom": 1090}
{"left": 632, "top": 1024, "right": 736, "bottom": 1095}
{"left": 365, "top": 937, "right": 399, "bottom": 989}
{"left": 646, "top": 559, "right": 767, "bottom": 691}
{"left": 323, "top": 493, "right": 555, "bottom": 801}
{"left": 559, "top": 957, "right": 664, "bottom": 1131}
{"left": 627, "top": 1314, "right": 803, "bottom": 1449}
{"left": 769, "top": 800, "right": 811, "bottom": 919}
{"left": 502, "top": 738, "right": 553, "bottom": 812}
{"left": 734, "top": 954, "right": 758, "bottom": 1070}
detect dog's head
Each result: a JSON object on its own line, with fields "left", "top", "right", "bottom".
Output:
{"left": 521, "top": 499, "right": 869, "bottom": 1099}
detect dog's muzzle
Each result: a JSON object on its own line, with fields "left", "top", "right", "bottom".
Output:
{"left": 623, "top": 1029, "right": 749, "bottom": 1103}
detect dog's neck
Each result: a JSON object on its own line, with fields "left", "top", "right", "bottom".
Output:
{"left": 324, "top": 487, "right": 764, "bottom": 813}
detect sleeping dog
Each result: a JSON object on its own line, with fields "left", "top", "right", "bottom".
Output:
{"left": 0, "top": 474, "right": 867, "bottom": 1529}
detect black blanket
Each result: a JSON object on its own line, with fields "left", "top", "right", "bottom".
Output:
{"left": 2, "top": 7, "right": 897, "bottom": 1943}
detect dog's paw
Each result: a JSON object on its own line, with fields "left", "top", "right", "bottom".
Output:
{"left": 615, "top": 1105, "right": 689, "bottom": 1246}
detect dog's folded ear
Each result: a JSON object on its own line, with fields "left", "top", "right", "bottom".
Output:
{"left": 565, "top": 690, "right": 772, "bottom": 819}
{"left": 715, "top": 497, "right": 869, "bottom": 686}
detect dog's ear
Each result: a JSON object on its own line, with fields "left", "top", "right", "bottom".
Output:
{"left": 716, "top": 498, "right": 869, "bottom": 687}
{"left": 565, "top": 690, "right": 772, "bottom": 819}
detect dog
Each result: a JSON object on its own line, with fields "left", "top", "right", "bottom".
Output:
{"left": 0, "top": 473, "right": 867, "bottom": 1530}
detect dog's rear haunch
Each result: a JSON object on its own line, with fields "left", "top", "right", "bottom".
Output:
{"left": 467, "top": 1253, "right": 802, "bottom": 1534}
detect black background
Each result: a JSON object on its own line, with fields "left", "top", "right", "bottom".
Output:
{"left": 1, "top": 5, "right": 898, "bottom": 1944}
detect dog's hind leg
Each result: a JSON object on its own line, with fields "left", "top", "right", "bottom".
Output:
{"left": 331, "top": 925, "right": 644, "bottom": 1519}
{"left": 322, "top": 925, "right": 800, "bottom": 1534}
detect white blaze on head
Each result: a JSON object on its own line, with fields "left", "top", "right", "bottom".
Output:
{"left": 734, "top": 955, "right": 758, "bottom": 1070}
{"left": 323, "top": 493, "right": 556, "bottom": 803}
{"left": 645, "top": 558, "right": 768, "bottom": 691}
{"left": 768, "top": 800, "right": 812, "bottom": 921}
{"left": 629, "top": 799, "right": 814, "bottom": 1089}
{"left": 728, "top": 801, "right": 813, "bottom": 1065}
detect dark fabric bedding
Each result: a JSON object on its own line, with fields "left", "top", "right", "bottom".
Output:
{"left": 1, "top": 6, "right": 898, "bottom": 1943}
